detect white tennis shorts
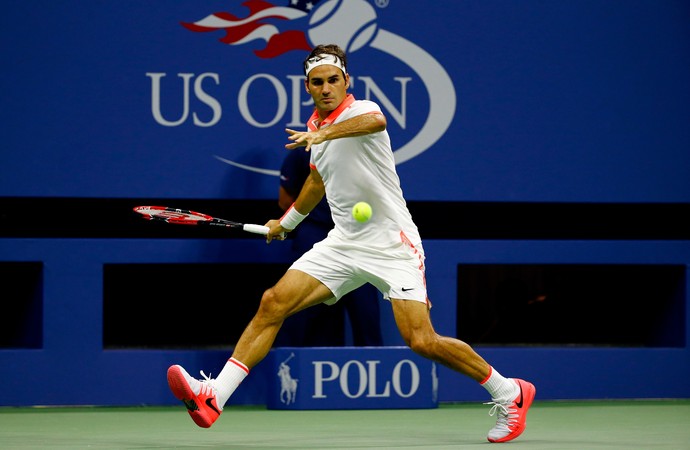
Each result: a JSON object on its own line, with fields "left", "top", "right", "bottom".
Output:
{"left": 289, "top": 233, "right": 428, "bottom": 305}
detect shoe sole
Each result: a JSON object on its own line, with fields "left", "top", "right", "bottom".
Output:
{"left": 167, "top": 365, "right": 194, "bottom": 401}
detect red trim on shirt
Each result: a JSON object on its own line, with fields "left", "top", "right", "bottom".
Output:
{"left": 307, "top": 94, "right": 356, "bottom": 131}
{"left": 400, "top": 230, "right": 431, "bottom": 308}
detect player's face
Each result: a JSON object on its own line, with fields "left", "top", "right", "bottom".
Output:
{"left": 305, "top": 65, "right": 350, "bottom": 116}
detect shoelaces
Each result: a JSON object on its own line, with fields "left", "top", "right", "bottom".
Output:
{"left": 199, "top": 371, "right": 218, "bottom": 396}
{"left": 485, "top": 400, "right": 517, "bottom": 431}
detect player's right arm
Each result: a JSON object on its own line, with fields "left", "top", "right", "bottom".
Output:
{"left": 294, "top": 168, "right": 325, "bottom": 215}
{"left": 266, "top": 168, "right": 325, "bottom": 243}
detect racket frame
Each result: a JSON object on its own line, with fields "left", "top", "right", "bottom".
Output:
{"left": 133, "top": 206, "right": 270, "bottom": 235}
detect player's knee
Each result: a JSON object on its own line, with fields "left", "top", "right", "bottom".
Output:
{"left": 405, "top": 332, "right": 439, "bottom": 359}
{"left": 257, "top": 287, "right": 291, "bottom": 321}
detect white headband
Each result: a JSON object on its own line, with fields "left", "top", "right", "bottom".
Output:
{"left": 304, "top": 54, "right": 346, "bottom": 76}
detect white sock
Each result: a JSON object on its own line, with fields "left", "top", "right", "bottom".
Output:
{"left": 480, "top": 366, "right": 518, "bottom": 402}
{"left": 215, "top": 357, "right": 249, "bottom": 408}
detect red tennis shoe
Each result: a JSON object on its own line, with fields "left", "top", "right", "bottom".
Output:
{"left": 167, "top": 364, "right": 222, "bottom": 428}
{"left": 486, "top": 378, "right": 536, "bottom": 443}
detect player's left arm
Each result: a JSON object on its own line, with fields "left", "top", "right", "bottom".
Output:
{"left": 285, "top": 112, "right": 386, "bottom": 151}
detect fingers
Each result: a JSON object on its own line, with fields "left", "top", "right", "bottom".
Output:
{"left": 286, "top": 134, "right": 306, "bottom": 145}
{"left": 285, "top": 128, "right": 301, "bottom": 142}
{"left": 285, "top": 128, "right": 311, "bottom": 150}
{"left": 264, "top": 219, "right": 288, "bottom": 244}
{"left": 266, "top": 232, "right": 287, "bottom": 244}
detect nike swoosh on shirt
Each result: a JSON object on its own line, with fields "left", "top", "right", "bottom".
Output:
{"left": 402, "top": 287, "right": 414, "bottom": 292}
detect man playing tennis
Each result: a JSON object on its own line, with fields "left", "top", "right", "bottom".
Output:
{"left": 167, "top": 43, "right": 536, "bottom": 443}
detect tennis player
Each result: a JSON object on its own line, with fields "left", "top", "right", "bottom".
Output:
{"left": 167, "top": 44, "right": 536, "bottom": 443}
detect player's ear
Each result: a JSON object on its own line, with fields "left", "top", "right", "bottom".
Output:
{"left": 344, "top": 73, "right": 350, "bottom": 89}
{"left": 304, "top": 77, "right": 310, "bottom": 93}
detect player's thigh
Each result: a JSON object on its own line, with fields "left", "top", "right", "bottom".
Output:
{"left": 270, "top": 268, "right": 335, "bottom": 316}
{"left": 390, "top": 298, "right": 434, "bottom": 344}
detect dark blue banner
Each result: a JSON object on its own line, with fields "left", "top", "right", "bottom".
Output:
{"left": 2, "top": 0, "right": 688, "bottom": 202}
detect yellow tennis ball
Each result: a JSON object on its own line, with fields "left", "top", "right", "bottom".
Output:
{"left": 352, "top": 201, "right": 372, "bottom": 222}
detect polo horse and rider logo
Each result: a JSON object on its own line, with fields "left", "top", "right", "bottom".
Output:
{"left": 277, "top": 352, "right": 299, "bottom": 405}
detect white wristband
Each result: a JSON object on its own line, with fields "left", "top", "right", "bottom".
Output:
{"left": 280, "top": 204, "right": 308, "bottom": 231}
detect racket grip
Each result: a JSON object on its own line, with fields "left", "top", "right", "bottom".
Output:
{"left": 243, "top": 224, "right": 270, "bottom": 235}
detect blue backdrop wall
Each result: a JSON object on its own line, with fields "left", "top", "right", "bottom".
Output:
{"left": 1, "top": 0, "right": 689, "bottom": 202}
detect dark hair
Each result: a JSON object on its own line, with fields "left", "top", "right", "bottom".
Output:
{"left": 303, "top": 44, "right": 348, "bottom": 76}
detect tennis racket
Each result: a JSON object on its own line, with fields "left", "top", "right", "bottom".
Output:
{"left": 133, "top": 205, "right": 271, "bottom": 236}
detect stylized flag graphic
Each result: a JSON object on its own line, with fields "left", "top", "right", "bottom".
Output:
{"left": 182, "top": 0, "right": 322, "bottom": 58}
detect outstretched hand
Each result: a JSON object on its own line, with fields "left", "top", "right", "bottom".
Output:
{"left": 285, "top": 128, "right": 325, "bottom": 152}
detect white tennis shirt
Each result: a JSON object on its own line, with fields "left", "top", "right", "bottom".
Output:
{"left": 307, "top": 94, "right": 421, "bottom": 250}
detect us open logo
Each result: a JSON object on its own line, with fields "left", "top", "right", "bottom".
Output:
{"left": 148, "top": 0, "right": 456, "bottom": 175}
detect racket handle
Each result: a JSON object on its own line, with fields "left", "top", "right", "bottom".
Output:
{"left": 243, "top": 224, "right": 270, "bottom": 235}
